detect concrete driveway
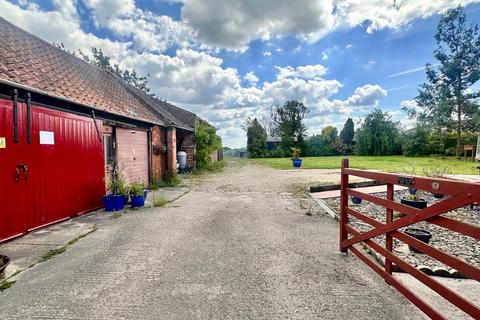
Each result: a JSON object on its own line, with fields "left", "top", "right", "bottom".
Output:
{"left": 0, "top": 161, "right": 423, "bottom": 319}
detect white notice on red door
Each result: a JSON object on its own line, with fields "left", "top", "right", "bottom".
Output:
{"left": 40, "top": 131, "right": 55, "bottom": 145}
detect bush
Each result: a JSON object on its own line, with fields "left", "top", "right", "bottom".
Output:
{"left": 355, "top": 109, "right": 401, "bottom": 156}
{"left": 195, "top": 121, "right": 222, "bottom": 169}
{"left": 401, "top": 127, "right": 430, "bottom": 157}
{"left": 161, "top": 170, "right": 181, "bottom": 187}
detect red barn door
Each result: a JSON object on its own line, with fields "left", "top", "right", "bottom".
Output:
{"left": 0, "top": 96, "right": 105, "bottom": 242}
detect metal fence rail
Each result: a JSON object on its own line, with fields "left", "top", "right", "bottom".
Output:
{"left": 339, "top": 158, "right": 480, "bottom": 319}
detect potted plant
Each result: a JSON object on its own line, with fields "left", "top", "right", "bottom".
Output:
{"left": 103, "top": 176, "right": 124, "bottom": 212}
{"left": 130, "top": 181, "right": 146, "bottom": 208}
{"left": 404, "top": 228, "right": 432, "bottom": 253}
{"left": 350, "top": 196, "right": 362, "bottom": 204}
{"left": 116, "top": 172, "right": 130, "bottom": 205}
{"left": 400, "top": 190, "right": 428, "bottom": 209}
{"left": 291, "top": 147, "right": 302, "bottom": 168}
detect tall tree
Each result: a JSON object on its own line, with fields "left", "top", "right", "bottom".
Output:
{"left": 271, "top": 100, "right": 309, "bottom": 155}
{"left": 404, "top": 6, "right": 480, "bottom": 157}
{"left": 340, "top": 118, "right": 355, "bottom": 145}
{"left": 243, "top": 118, "right": 267, "bottom": 158}
{"left": 355, "top": 109, "right": 401, "bottom": 156}
{"left": 321, "top": 126, "right": 340, "bottom": 155}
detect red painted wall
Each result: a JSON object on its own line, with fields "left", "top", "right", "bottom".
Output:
{"left": 116, "top": 127, "right": 149, "bottom": 185}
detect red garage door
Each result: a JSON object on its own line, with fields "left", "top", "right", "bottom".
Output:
{"left": 116, "top": 127, "right": 149, "bottom": 185}
{"left": 0, "top": 96, "right": 105, "bottom": 242}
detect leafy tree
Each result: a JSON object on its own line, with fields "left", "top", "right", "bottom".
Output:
{"left": 401, "top": 127, "right": 430, "bottom": 157}
{"left": 355, "top": 109, "right": 401, "bottom": 156}
{"left": 243, "top": 118, "right": 267, "bottom": 158}
{"left": 320, "top": 126, "right": 340, "bottom": 155}
{"left": 404, "top": 6, "right": 480, "bottom": 157}
{"left": 340, "top": 118, "right": 355, "bottom": 145}
{"left": 194, "top": 121, "right": 222, "bottom": 169}
{"left": 306, "top": 135, "right": 325, "bottom": 156}
{"left": 271, "top": 100, "right": 309, "bottom": 155}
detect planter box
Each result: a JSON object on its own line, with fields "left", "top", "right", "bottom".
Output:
{"left": 131, "top": 195, "right": 145, "bottom": 208}
{"left": 103, "top": 194, "right": 124, "bottom": 212}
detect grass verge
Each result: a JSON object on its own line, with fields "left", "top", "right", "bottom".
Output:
{"left": 253, "top": 155, "right": 479, "bottom": 175}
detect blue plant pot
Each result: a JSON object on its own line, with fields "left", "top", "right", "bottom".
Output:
{"left": 351, "top": 196, "right": 362, "bottom": 204}
{"left": 131, "top": 195, "right": 145, "bottom": 208}
{"left": 103, "top": 194, "right": 124, "bottom": 212}
{"left": 115, "top": 195, "right": 124, "bottom": 211}
{"left": 292, "top": 159, "right": 303, "bottom": 168}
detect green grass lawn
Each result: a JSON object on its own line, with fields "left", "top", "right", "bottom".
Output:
{"left": 253, "top": 155, "right": 479, "bottom": 175}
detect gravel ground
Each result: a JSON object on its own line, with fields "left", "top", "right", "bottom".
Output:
{"left": 324, "top": 190, "right": 480, "bottom": 271}
{"left": 0, "top": 161, "right": 423, "bottom": 319}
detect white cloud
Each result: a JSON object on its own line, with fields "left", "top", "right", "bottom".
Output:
{"left": 82, "top": 0, "right": 135, "bottom": 25}
{"left": 178, "top": 0, "right": 480, "bottom": 50}
{"left": 345, "top": 84, "right": 387, "bottom": 106}
{"left": 263, "top": 51, "right": 272, "bottom": 57}
{"left": 181, "top": 0, "right": 335, "bottom": 51}
{"left": 363, "top": 60, "right": 376, "bottom": 69}
{"left": 275, "top": 65, "right": 328, "bottom": 80}
{"left": 243, "top": 71, "right": 259, "bottom": 84}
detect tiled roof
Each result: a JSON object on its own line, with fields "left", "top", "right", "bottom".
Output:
{"left": 156, "top": 100, "right": 197, "bottom": 129}
{"left": 120, "top": 82, "right": 194, "bottom": 131}
{"left": 0, "top": 17, "right": 171, "bottom": 125}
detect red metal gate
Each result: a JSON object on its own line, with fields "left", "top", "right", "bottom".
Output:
{"left": 0, "top": 95, "right": 105, "bottom": 242}
{"left": 339, "top": 158, "right": 480, "bottom": 319}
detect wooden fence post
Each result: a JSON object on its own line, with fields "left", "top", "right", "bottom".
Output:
{"left": 340, "top": 158, "right": 349, "bottom": 253}
{"left": 385, "top": 183, "right": 394, "bottom": 278}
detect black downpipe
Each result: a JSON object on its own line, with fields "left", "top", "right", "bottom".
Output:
{"left": 12, "top": 89, "right": 18, "bottom": 143}
{"left": 26, "top": 92, "right": 32, "bottom": 144}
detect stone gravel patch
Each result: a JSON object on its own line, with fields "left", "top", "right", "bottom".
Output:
{"left": 323, "top": 190, "right": 480, "bottom": 274}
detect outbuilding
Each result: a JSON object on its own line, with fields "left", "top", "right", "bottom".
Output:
{"left": 0, "top": 18, "right": 194, "bottom": 242}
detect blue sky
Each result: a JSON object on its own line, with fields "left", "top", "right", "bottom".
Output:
{"left": 1, "top": 0, "right": 480, "bottom": 147}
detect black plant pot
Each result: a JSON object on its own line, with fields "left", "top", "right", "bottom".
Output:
{"left": 433, "top": 193, "right": 444, "bottom": 199}
{"left": 351, "top": 196, "right": 362, "bottom": 204}
{"left": 401, "top": 197, "right": 427, "bottom": 209}
{"left": 0, "top": 255, "right": 10, "bottom": 273}
{"left": 404, "top": 228, "right": 432, "bottom": 253}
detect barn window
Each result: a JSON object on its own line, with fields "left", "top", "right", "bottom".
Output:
{"left": 104, "top": 134, "right": 114, "bottom": 165}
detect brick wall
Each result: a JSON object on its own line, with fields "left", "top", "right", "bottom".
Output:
{"left": 178, "top": 132, "right": 196, "bottom": 169}
{"left": 167, "top": 127, "right": 177, "bottom": 171}
{"left": 151, "top": 125, "right": 166, "bottom": 182}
